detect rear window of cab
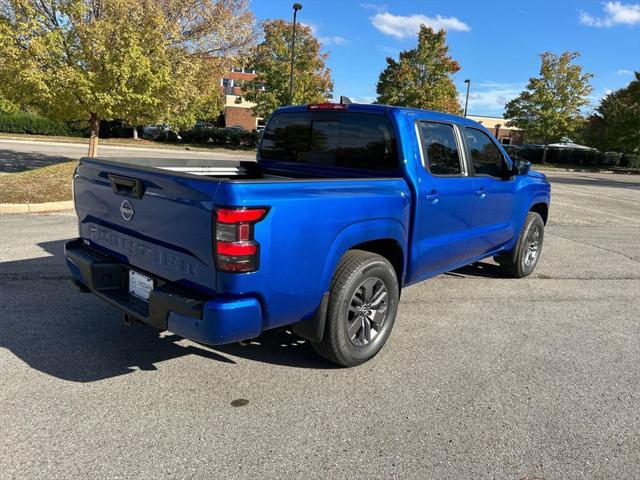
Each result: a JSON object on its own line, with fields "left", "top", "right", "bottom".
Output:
{"left": 259, "top": 111, "right": 399, "bottom": 171}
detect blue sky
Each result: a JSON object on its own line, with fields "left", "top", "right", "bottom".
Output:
{"left": 250, "top": 0, "right": 639, "bottom": 117}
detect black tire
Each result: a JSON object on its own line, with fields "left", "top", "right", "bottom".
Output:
{"left": 312, "top": 250, "right": 399, "bottom": 367}
{"left": 496, "top": 212, "right": 544, "bottom": 278}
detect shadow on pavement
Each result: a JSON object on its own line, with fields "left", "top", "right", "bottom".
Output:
{"left": 0, "top": 149, "right": 72, "bottom": 173}
{"left": 544, "top": 173, "right": 640, "bottom": 190}
{"left": 0, "top": 240, "right": 333, "bottom": 382}
{"left": 449, "top": 261, "right": 506, "bottom": 279}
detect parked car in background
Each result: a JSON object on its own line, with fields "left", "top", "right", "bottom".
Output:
{"left": 194, "top": 121, "right": 215, "bottom": 129}
{"left": 142, "top": 124, "right": 170, "bottom": 139}
{"left": 224, "top": 125, "right": 246, "bottom": 132}
{"left": 65, "top": 103, "right": 550, "bottom": 366}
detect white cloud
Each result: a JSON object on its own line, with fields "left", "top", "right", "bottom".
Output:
{"left": 617, "top": 69, "right": 634, "bottom": 75}
{"left": 360, "top": 3, "right": 387, "bottom": 13}
{"left": 371, "top": 12, "right": 470, "bottom": 39}
{"left": 579, "top": 2, "right": 640, "bottom": 27}
{"left": 459, "top": 81, "right": 524, "bottom": 116}
{"left": 320, "top": 35, "right": 349, "bottom": 46}
{"left": 302, "top": 23, "right": 349, "bottom": 46}
{"left": 461, "top": 81, "right": 607, "bottom": 116}
{"left": 349, "top": 96, "right": 377, "bottom": 104}
{"left": 301, "top": 22, "right": 317, "bottom": 34}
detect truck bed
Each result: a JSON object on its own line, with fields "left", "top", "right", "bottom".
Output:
{"left": 72, "top": 157, "right": 411, "bottom": 312}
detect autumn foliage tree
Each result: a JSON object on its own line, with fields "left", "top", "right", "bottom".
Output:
{"left": 505, "top": 52, "right": 593, "bottom": 163}
{"left": 0, "top": 0, "right": 254, "bottom": 155}
{"left": 242, "top": 19, "right": 333, "bottom": 119}
{"left": 582, "top": 72, "right": 639, "bottom": 155}
{"left": 376, "top": 26, "right": 462, "bottom": 114}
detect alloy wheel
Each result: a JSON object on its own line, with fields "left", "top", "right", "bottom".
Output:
{"left": 346, "top": 277, "right": 388, "bottom": 347}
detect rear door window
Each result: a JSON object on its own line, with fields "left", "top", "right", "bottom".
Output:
{"left": 259, "top": 111, "right": 398, "bottom": 171}
{"left": 417, "top": 121, "right": 463, "bottom": 175}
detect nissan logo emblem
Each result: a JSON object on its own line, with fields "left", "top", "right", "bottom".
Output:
{"left": 120, "top": 200, "right": 134, "bottom": 221}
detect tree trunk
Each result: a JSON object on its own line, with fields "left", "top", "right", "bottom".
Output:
{"left": 132, "top": 126, "right": 138, "bottom": 140}
{"left": 87, "top": 113, "right": 100, "bottom": 157}
{"left": 542, "top": 140, "right": 549, "bottom": 164}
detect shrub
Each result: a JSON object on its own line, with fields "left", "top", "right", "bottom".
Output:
{"left": 620, "top": 154, "right": 640, "bottom": 169}
{"left": 516, "top": 145, "right": 611, "bottom": 166}
{"left": 98, "top": 120, "right": 140, "bottom": 139}
{"left": 516, "top": 146, "right": 543, "bottom": 164}
{"left": 0, "top": 112, "right": 137, "bottom": 138}
{"left": 178, "top": 126, "right": 258, "bottom": 148}
{"left": 602, "top": 152, "right": 623, "bottom": 167}
{"left": 0, "top": 111, "right": 76, "bottom": 136}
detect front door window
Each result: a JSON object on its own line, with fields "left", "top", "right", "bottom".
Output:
{"left": 464, "top": 128, "right": 506, "bottom": 178}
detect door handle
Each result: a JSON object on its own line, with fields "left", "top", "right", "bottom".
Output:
{"left": 108, "top": 174, "right": 145, "bottom": 199}
{"left": 425, "top": 190, "right": 439, "bottom": 204}
{"left": 475, "top": 188, "right": 487, "bottom": 198}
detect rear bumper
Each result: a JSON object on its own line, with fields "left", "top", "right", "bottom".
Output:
{"left": 64, "top": 239, "right": 262, "bottom": 345}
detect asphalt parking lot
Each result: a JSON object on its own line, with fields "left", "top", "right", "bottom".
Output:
{"left": 1, "top": 169, "right": 639, "bottom": 479}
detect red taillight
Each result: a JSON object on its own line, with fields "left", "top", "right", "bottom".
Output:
{"left": 308, "top": 103, "right": 347, "bottom": 110}
{"left": 214, "top": 207, "right": 268, "bottom": 273}
{"left": 217, "top": 242, "right": 257, "bottom": 256}
{"left": 217, "top": 207, "right": 267, "bottom": 224}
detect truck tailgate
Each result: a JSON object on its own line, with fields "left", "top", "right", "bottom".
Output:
{"left": 73, "top": 158, "right": 226, "bottom": 293}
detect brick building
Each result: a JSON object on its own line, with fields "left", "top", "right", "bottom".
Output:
{"left": 220, "top": 67, "right": 261, "bottom": 131}
{"left": 467, "top": 115, "right": 523, "bottom": 145}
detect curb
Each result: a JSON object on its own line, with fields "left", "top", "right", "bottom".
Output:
{"left": 0, "top": 200, "right": 74, "bottom": 214}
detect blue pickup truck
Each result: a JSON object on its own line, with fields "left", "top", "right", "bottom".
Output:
{"left": 65, "top": 103, "right": 550, "bottom": 366}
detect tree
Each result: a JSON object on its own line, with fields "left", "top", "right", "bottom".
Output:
{"left": 505, "top": 52, "right": 593, "bottom": 163}
{"left": 242, "top": 19, "right": 333, "bottom": 119}
{"left": 0, "top": 95, "right": 19, "bottom": 113}
{"left": 0, "top": 0, "right": 254, "bottom": 155}
{"left": 376, "top": 26, "right": 462, "bottom": 114}
{"left": 582, "top": 72, "right": 639, "bottom": 154}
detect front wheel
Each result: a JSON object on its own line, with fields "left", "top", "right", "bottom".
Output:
{"left": 496, "top": 212, "right": 545, "bottom": 278}
{"left": 312, "top": 250, "right": 399, "bottom": 367}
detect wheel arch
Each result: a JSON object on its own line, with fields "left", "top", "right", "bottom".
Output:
{"left": 529, "top": 201, "right": 549, "bottom": 224}
{"left": 350, "top": 238, "right": 404, "bottom": 288}
{"left": 320, "top": 218, "right": 408, "bottom": 294}
{"left": 292, "top": 220, "right": 407, "bottom": 344}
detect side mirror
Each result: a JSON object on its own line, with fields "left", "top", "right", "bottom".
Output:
{"left": 513, "top": 159, "right": 531, "bottom": 176}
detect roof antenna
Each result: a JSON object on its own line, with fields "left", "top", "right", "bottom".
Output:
{"left": 339, "top": 95, "right": 353, "bottom": 104}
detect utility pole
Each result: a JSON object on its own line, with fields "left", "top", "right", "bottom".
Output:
{"left": 289, "top": 3, "right": 302, "bottom": 105}
{"left": 463, "top": 79, "right": 471, "bottom": 117}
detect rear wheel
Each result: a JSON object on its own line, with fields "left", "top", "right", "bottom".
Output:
{"left": 496, "top": 212, "right": 544, "bottom": 278}
{"left": 312, "top": 250, "right": 399, "bottom": 367}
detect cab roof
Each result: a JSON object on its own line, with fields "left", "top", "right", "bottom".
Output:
{"left": 274, "top": 103, "right": 485, "bottom": 129}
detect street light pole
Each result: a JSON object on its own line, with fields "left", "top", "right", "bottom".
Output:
{"left": 289, "top": 3, "right": 302, "bottom": 105}
{"left": 463, "top": 79, "right": 471, "bottom": 117}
